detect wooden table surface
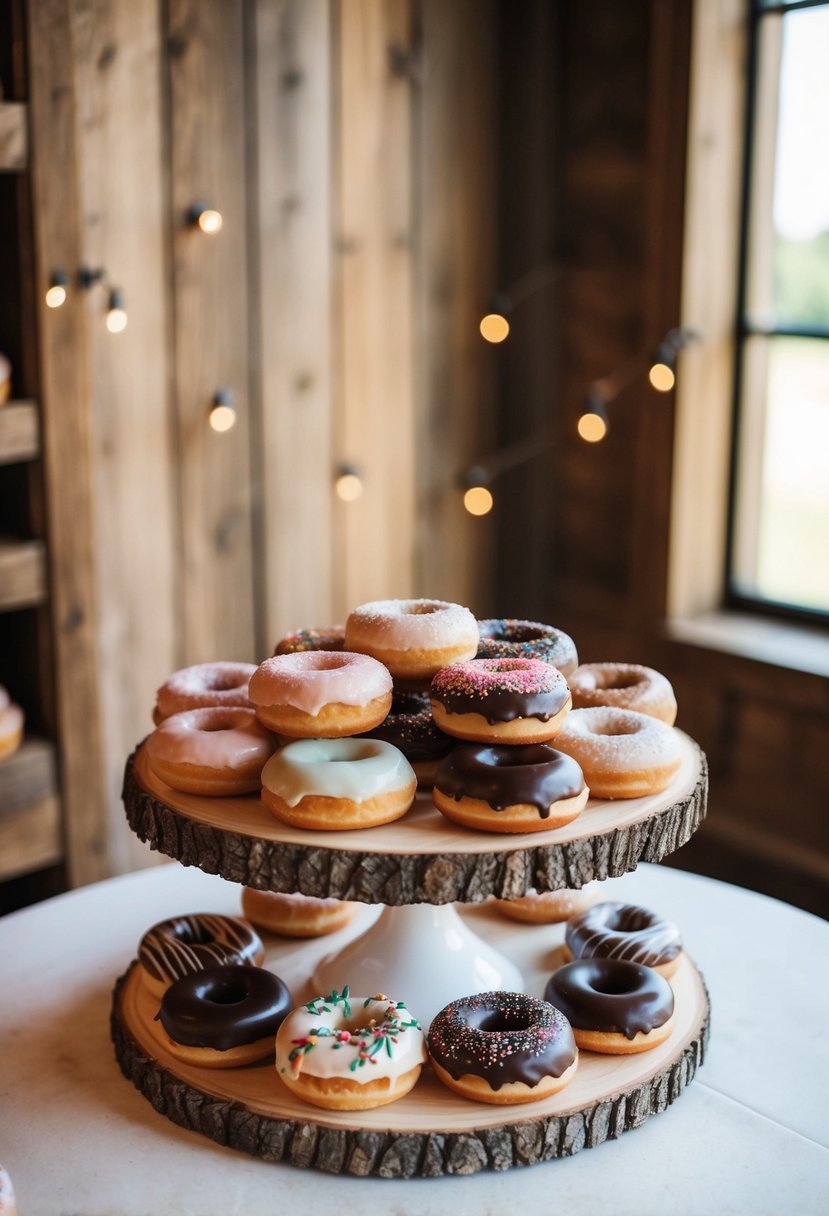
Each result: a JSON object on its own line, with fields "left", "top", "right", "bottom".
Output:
{"left": 1, "top": 861, "right": 827, "bottom": 1215}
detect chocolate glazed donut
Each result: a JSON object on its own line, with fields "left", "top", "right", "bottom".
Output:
{"left": 157, "top": 965, "right": 291, "bottom": 1051}
{"left": 435, "top": 743, "right": 585, "bottom": 816}
{"left": 545, "top": 959, "right": 675, "bottom": 1054}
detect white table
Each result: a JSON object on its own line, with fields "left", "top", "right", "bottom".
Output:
{"left": 1, "top": 862, "right": 827, "bottom": 1215}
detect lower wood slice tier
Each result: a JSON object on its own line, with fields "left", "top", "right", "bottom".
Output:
{"left": 111, "top": 939, "right": 710, "bottom": 1177}
{"left": 123, "top": 733, "right": 707, "bottom": 904}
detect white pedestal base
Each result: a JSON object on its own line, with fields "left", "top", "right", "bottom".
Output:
{"left": 313, "top": 903, "right": 525, "bottom": 1027}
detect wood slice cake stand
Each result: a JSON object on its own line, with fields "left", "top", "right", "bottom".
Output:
{"left": 113, "top": 732, "right": 710, "bottom": 1176}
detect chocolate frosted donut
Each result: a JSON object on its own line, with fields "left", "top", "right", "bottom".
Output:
{"left": 157, "top": 964, "right": 291, "bottom": 1064}
{"left": 138, "top": 913, "right": 264, "bottom": 998}
{"left": 429, "top": 991, "right": 577, "bottom": 1104}
{"left": 360, "top": 688, "right": 453, "bottom": 787}
{"left": 544, "top": 959, "right": 675, "bottom": 1054}
{"left": 477, "top": 619, "right": 578, "bottom": 677}
{"left": 432, "top": 743, "right": 588, "bottom": 833}
{"left": 430, "top": 657, "right": 572, "bottom": 744}
{"left": 565, "top": 901, "right": 683, "bottom": 978}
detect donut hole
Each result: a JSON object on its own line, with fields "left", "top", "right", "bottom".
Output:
{"left": 606, "top": 906, "right": 652, "bottom": 933}
{"left": 593, "top": 719, "right": 642, "bottom": 738}
{"left": 406, "top": 603, "right": 442, "bottom": 616}
{"left": 299, "top": 652, "right": 354, "bottom": 672}
{"left": 589, "top": 973, "right": 640, "bottom": 997}
{"left": 207, "top": 979, "right": 251, "bottom": 1006}
{"left": 207, "top": 673, "right": 246, "bottom": 692}
{"left": 173, "top": 922, "right": 217, "bottom": 947}
{"left": 475, "top": 1011, "right": 533, "bottom": 1034}
{"left": 597, "top": 671, "right": 642, "bottom": 692}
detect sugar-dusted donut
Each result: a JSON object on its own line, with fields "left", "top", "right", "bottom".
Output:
{"left": 156, "top": 964, "right": 291, "bottom": 1068}
{"left": 273, "top": 625, "right": 345, "bottom": 655}
{"left": 432, "top": 742, "right": 588, "bottom": 833}
{"left": 564, "top": 900, "right": 683, "bottom": 978}
{"left": 154, "top": 661, "right": 257, "bottom": 724}
{"left": 544, "top": 958, "right": 675, "bottom": 1054}
{"left": 345, "top": 598, "right": 479, "bottom": 680}
{"left": 138, "top": 913, "right": 265, "bottom": 998}
{"left": 428, "top": 990, "right": 578, "bottom": 1105}
{"left": 553, "top": 706, "right": 682, "bottom": 799}
{"left": 430, "top": 657, "right": 572, "bottom": 744}
{"left": 261, "top": 737, "right": 417, "bottom": 830}
{"left": 249, "top": 651, "right": 392, "bottom": 738}
{"left": 144, "top": 706, "right": 275, "bottom": 796}
{"left": 476, "top": 618, "right": 578, "bottom": 677}
{"left": 0, "top": 687, "right": 24, "bottom": 763}
{"left": 275, "top": 986, "right": 426, "bottom": 1110}
{"left": 241, "top": 887, "right": 359, "bottom": 938}
{"left": 492, "top": 885, "right": 594, "bottom": 925}
{"left": 569, "top": 662, "right": 677, "bottom": 725}
{"left": 360, "top": 687, "right": 453, "bottom": 788}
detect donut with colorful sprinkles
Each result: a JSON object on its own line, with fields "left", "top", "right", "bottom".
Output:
{"left": 476, "top": 619, "right": 578, "bottom": 677}
{"left": 430, "top": 657, "right": 572, "bottom": 744}
{"left": 275, "top": 986, "right": 427, "bottom": 1110}
{"left": 428, "top": 991, "right": 578, "bottom": 1105}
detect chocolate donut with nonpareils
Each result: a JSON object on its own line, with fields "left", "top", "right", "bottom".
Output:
{"left": 432, "top": 742, "right": 588, "bottom": 833}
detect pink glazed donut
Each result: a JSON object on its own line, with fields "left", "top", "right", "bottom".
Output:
{"left": 154, "top": 661, "right": 258, "bottom": 724}
{"left": 144, "top": 706, "right": 276, "bottom": 795}
{"left": 248, "top": 651, "right": 392, "bottom": 738}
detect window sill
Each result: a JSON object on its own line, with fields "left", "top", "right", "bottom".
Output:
{"left": 665, "top": 610, "right": 829, "bottom": 680}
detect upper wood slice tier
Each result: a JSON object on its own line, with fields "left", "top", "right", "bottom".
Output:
{"left": 123, "top": 733, "right": 707, "bottom": 905}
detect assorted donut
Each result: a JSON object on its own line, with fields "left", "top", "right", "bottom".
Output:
{"left": 144, "top": 706, "right": 276, "bottom": 795}
{"left": 544, "top": 958, "right": 676, "bottom": 1055}
{"left": 430, "top": 657, "right": 572, "bottom": 744}
{"left": 137, "top": 913, "right": 265, "bottom": 998}
{"left": 553, "top": 706, "right": 682, "bottom": 798}
{"left": 0, "top": 684, "right": 24, "bottom": 763}
{"left": 563, "top": 900, "right": 683, "bottom": 977}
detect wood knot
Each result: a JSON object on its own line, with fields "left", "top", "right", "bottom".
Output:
{"left": 97, "top": 43, "right": 117, "bottom": 71}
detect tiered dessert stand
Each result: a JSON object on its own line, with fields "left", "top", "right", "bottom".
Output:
{"left": 113, "top": 731, "right": 709, "bottom": 1177}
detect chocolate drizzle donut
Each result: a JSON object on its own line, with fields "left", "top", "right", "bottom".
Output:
{"left": 476, "top": 619, "right": 578, "bottom": 677}
{"left": 138, "top": 913, "right": 264, "bottom": 996}
{"left": 544, "top": 959, "right": 675, "bottom": 1053}
{"left": 565, "top": 901, "right": 683, "bottom": 977}
{"left": 428, "top": 991, "right": 578, "bottom": 1104}
{"left": 434, "top": 743, "right": 586, "bottom": 817}
{"left": 157, "top": 964, "right": 291, "bottom": 1052}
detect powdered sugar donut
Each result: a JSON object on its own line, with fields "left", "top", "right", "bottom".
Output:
{"left": 345, "top": 598, "right": 479, "bottom": 679}
{"left": 476, "top": 619, "right": 578, "bottom": 677}
{"left": 276, "top": 986, "right": 426, "bottom": 1110}
{"left": 553, "top": 706, "right": 682, "bottom": 799}
{"left": 241, "top": 887, "right": 359, "bottom": 938}
{"left": 249, "top": 651, "right": 392, "bottom": 738}
{"left": 261, "top": 737, "right": 417, "bottom": 830}
{"left": 144, "top": 706, "right": 275, "bottom": 795}
{"left": 430, "top": 657, "right": 571, "bottom": 744}
{"left": 569, "top": 662, "right": 677, "bottom": 725}
{"left": 154, "top": 661, "right": 257, "bottom": 724}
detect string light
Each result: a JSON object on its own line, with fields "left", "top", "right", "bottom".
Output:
{"left": 208, "top": 388, "right": 236, "bottom": 432}
{"left": 334, "top": 464, "right": 364, "bottom": 502}
{"left": 45, "top": 271, "right": 68, "bottom": 309}
{"left": 479, "top": 313, "right": 510, "bottom": 344}
{"left": 105, "top": 289, "right": 128, "bottom": 334}
{"left": 188, "top": 201, "right": 224, "bottom": 235}
{"left": 463, "top": 485, "right": 494, "bottom": 515}
{"left": 577, "top": 395, "right": 609, "bottom": 443}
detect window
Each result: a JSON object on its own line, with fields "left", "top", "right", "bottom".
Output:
{"left": 729, "top": 0, "right": 829, "bottom": 620}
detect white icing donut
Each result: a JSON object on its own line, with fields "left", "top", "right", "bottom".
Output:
{"left": 261, "top": 737, "right": 417, "bottom": 830}
{"left": 553, "top": 706, "right": 682, "bottom": 799}
{"left": 568, "top": 663, "right": 677, "bottom": 725}
{"left": 275, "top": 986, "right": 427, "bottom": 1109}
{"left": 248, "top": 651, "right": 393, "bottom": 739}
{"left": 155, "top": 661, "right": 258, "bottom": 722}
{"left": 144, "top": 706, "right": 275, "bottom": 795}
{"left": 345, "top": 598, "right": 479, "bottom": 678}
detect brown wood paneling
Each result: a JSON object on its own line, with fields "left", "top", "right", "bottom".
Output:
{"left": 0, "top": 792, "right": 61, "bottom": 881}
{"left": 248, "top": 0, "right": 335, "bottom": 650}
{"left": 333, "top": 0, "right": 416, "bottom": 615}
{"left": 0, "top": 400, "right": 39, "bottom": 463}
{"left": 167, "top": 0, "right": 255, "bottom": 662}
{"left": 27, "top": 0, "right": 109, "bottom": 885}
{"left": 0, "top": 535, "right": 45, "bottom": 608}
{"left": 72, "top": 0, "right": 177, "bottom": 873}
{"left": 0, "top": 100, "right": 26, "bottom": 168}
{"left": 0, "top": 734, "right": 55, "bottom": 813}
{"left": 414, "top": 0, "right": 498, "bottom": 613}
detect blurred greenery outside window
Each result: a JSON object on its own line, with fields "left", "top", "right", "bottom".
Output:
{"left": 729, "top": 0, "right": 829, "bottom": 620}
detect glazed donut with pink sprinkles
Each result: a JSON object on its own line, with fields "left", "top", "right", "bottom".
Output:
{"left": 430, "top": 656, "right": 572, "bottom": 744}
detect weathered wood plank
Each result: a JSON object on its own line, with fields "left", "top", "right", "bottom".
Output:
{"left": 71, "top": 0, "right": 177, "bottom": 874}
{"left": 0, "top": 793, "right": 62, "bottom": 881}
{"left": 0, "top": 400, "right": 39, "bottom": 463}
{"left": 0, "top": 735, "right": 56, "bottom": 814}
{"left": 27, "top": 0, "right": 110, "bottom": 885}
{"left": 0, "top": 101, "right": 27, "bottom": 170}
{"left": 248, "top": 0, "right": 335, "bottom": 651}
{"left": 0, "top": 537, "right": 46, "bottom": 610}
{"left": 167, "top": 0, "right": 255, "bottom": 662}
{"left": 333, "top": 0, "right": 416, "bottom": 614}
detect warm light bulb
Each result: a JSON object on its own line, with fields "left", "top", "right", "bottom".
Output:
{"left": 335, "top": 472, "right": 363, "bottom": 502}
{"left": 577, "top": 410, "right": 608, "bottom": 443}
{"left": 209, "top": 404, "right": 237, "bottom": 433}
{"left": 479, "top": 313, "right": 510, "bottom": 344}
{"left": 198, "top": 208, "right": 223, "bottom": 235}
{"left": 463, "top": 485, "right": 494, "bottom": 516}
{"left": 106, "top": 306, "right": 128, "bottom": 334}
{"left": 45, "top": 284, "right": 67, "bottom": 309}
{"left": 648, "top": 362, "right": 675, "bottom": 392}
